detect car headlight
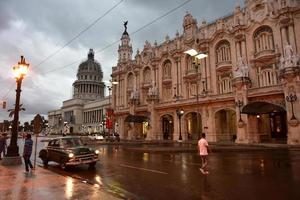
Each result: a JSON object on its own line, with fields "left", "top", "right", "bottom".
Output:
{"left": 68, "top": 153, "right": 74, "bottom": 158}
{"left": 95, "top": 150, "right": 100, "bottom": 154}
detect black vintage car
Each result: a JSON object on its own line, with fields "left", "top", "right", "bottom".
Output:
{"left": 39, "top": 136, "right": 99, "bottom": 169}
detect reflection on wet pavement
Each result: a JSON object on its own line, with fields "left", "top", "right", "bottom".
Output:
{"left": 40, "top": 144, "right": 300, "bottom": 200}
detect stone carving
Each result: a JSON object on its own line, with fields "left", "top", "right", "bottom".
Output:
{"left": 280, "top": 44, "right": 299, "bottom": 69}
{"left": 130, "top": 87, "right": 139, "bottom": 100}
{"left": 148, "top": 81, "right": 159, "bottom": 98}
{"left": 233, "top": 56, "right": 249, "bottom": 78}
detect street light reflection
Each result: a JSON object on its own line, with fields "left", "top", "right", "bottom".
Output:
{"left": 143, "top": 153, "right": 149, "bottom": 162}
{"left": 65, "top": 177, "right": 73, "bottom": 199}
{"left": 95, "top": 175, "right": 103, "bottom": 186}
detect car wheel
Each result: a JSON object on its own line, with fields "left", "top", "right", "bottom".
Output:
{"left": 42, "top": 158, "right": 48, "bottom": 167}
{"left": 88, "top": 162, "right": 97, "bottom": 169}
{"left": 60, "top": 159, "right": 67, "bottom": 170}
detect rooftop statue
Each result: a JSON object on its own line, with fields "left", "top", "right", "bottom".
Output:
{"left": 123, "top": 21, "right": 128, "bottom": 35}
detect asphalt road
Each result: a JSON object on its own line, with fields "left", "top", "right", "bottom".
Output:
{"left": 35, "top": 141, "right": 300, "bottom": 200}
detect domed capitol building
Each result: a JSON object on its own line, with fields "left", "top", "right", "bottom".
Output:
{"left": 48, "top": 49, "right": 109, "bottom": 134}
{"left": 111, "top": 0, "right": 300, "bottom": 144}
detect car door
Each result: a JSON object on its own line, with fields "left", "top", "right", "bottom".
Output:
{"left": 47, "top": 140, "right": 55, "bottom": 161}
{"left": 51, "top": 139, "right": 61, "bottom": 163}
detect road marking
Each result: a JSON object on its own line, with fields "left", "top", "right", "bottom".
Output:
{"left": 164, "top": 159, "right": 202, "bottom": 166}
{"left": 120, "top": 164, "right": 168, "bottom": 175}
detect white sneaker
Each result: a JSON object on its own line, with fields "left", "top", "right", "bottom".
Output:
{"left": 199, "top": 168, "right": 205, "bottom": 174}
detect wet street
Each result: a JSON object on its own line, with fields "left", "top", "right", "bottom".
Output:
{"left": 39, "top": 141, "right": 300, "bottom": 200}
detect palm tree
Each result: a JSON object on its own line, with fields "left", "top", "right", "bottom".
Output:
{"left": 8, "top": 104, "right": 26, "bottom": 118}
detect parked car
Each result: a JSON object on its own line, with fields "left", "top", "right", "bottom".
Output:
{"left": 88, "top": 133, "right": 104, "bottom": 141}
{"left": 39, "top": 136, "right": 99, "bottom": 169}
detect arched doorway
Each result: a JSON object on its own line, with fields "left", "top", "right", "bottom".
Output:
{"left": 161, "top": 115, "right": 174, "bottom": 140}
{"left": 124, "top": 114, "right": 149, "bottom": 140}
{"left": 215, "top": 109, "right": 237, "bottom": 142}
{"left": 242, "top": 102, "right": 287, "bottom": 143}
{"left": 185, "top": 112, "right": 202, "bottom": 140}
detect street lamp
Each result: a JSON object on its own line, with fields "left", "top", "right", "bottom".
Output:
{"left": 184, "top": 49, "right": 208, "bottom": 140}
{"left": 176, "top": 109, "right": 184, "bottom": 141}
{"left": 107, "top": 80, "right": 118, "bottom": 136}
{"left": 286, "top": 93, "right": 297, "bottom": 120}
{"left": 6, "top": 56, "right": 29, "bottom": 159}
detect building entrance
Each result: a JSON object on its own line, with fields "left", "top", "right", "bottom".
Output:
{"left": 215, "top": 109, "right": 237, "bottom": 142}
{"left": 161, "top": 115, "right": 174, "bottom": 140}
{"left": 242, "top": 102, "right": 287, "bottom": 143}
{"left": 185, "top": 112, "right": 202, "bottom": 140}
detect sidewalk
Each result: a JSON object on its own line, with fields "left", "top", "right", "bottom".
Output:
{"left": 0, "top": 164, "right": 120, "bottom": 200}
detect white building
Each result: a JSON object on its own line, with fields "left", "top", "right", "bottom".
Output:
{"left": 48, "top": 49, "right": 110, "bottom": 134}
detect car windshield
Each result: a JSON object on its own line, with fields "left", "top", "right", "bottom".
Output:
{"left": 61, "top": 138, "right": 83, "bottom": 147}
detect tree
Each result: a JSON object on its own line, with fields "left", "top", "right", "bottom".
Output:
{"left": 7, "top": 104, "right": 26, "bottom": 118}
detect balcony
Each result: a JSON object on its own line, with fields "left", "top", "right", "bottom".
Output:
{"left": 216, "top": 60, "right": 232, "bottom": 73}
{"left": 142, "top": 81, "right": 151, "bottom": 89}
{"left": 184, "top": 68, "right": 199, "bottom": 79}
{"left": 251, "top": 49, "right": 278, "bottom": 66}
{"left": 162, "top": 76, "right": 172, "bottom": 85}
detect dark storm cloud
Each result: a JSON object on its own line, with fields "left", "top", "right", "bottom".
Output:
{"left": 0, "top": 0, "right": 239, "bottom": 123}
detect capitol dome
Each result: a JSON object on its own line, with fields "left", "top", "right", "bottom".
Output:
{"left": 72, "top": 49, "right": 105, "bottom": 100}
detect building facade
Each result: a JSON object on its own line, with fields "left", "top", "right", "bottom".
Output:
{"left": 48, "top": 49, "right": 110, "bottom": 134}
{"left": 111, "top": 0, "right": 300, "bottom": 144}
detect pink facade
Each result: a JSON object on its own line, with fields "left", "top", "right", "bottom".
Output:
{"left": 111, "top": 0, "right": 300, "bottom": 144}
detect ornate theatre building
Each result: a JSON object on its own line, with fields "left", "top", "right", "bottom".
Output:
{"left": 111, "top": 0, "right": 300, "bottom": 144}
{"left": 48, "top": 49, "right": 109, "bottom": 134}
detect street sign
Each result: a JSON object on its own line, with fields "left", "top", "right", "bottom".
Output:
{"left": 33, "top": 114, "right": 43, "bottom": 135}
{"left": 33, "top": 113, "right": 42, "bottom": 171}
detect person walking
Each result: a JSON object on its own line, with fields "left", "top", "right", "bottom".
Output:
{"left": 0, "top": 133, "right": 7, "bottom": 160}
{"left": 198, "top": 133, "right": 210, "bottom": 175}
{"left": 23, "top": 133, "right": 34, "bottom": 173}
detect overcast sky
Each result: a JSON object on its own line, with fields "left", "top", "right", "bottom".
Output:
{"left": 0, "top": 0, "right": 239, "bottom": 123}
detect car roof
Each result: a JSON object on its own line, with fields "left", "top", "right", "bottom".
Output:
{"left": 49, "top": 136, "right": 81, "bottom": 140}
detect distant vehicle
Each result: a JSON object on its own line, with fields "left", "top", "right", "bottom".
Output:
{"left": 106, "top": 132, "right": 120, "bottom": 142}
{"left": 39, "top": 136, "right": 99, "bottom": 170}
{"left": 88, "top": 133, "right": 104, "bottom": 141}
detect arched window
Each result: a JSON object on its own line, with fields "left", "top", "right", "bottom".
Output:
{"left": 162, "top": 60, "right": 172, "bottom": 79}
{"left": 216, "top": 40, "right": 231, "bottom": 64}
{"left": 186, "top": 55, "right": 193, "bottom": 71}
{"left": 143, "top": 67, "right": 151, "bottom": 84}
{"left": 127, "top": 73, "right": 134, "bottom": 89}
{"left": 254, "top": 26, "right": 274, "bottom": 54}
{"left": 218, "top": 76, "right": 232, "bottom": 94}
{"left": 257, "top": 64, "right": 278, "bottom": 87}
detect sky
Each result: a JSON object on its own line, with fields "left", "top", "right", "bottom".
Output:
{"left": 0, "top": 0, "right": 239, "bottom": 123}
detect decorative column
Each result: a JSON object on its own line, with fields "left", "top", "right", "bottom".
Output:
{"left": 146, "top": 82, "right": 159, "bottom": 140}
{"left": 280, "top": 65, "right": 300, "bottom": 145}
{"left": 232, "top": 77, "right": 251, "bottom": 143}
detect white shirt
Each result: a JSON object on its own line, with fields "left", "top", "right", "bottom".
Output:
{"left": 198, "top": 138, "right": 209, "bottom": 156}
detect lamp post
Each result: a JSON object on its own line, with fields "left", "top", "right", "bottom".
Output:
{"left": 184, "top": 49, "right": 208, "bottom": 140}
{"left": 107, "top": 80, "right": 118, "bottom": 137}
{"left": 176, "top": 109, "right": 184, "bottom": 141}
{"left": 235, "top": 100, "right": 244, "bottom": 122}
{"left": 286, "top": 93, "right": 297, "bottom": 120}
{"left": 6, "top": 56, "right": 29, "bottom": 159}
